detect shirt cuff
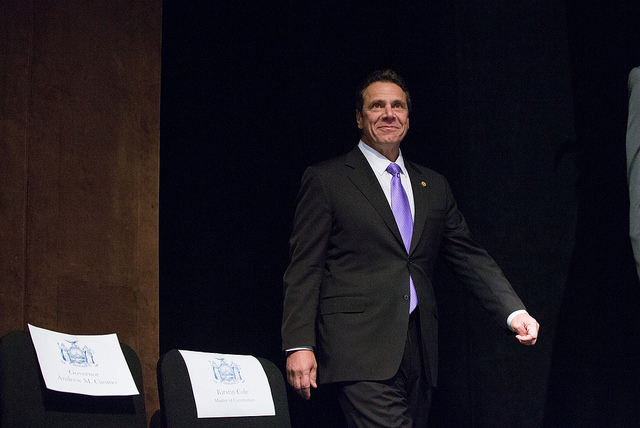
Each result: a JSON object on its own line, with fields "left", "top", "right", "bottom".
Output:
{"left": 285, "top": 346, "right": 313, "bottom": 356}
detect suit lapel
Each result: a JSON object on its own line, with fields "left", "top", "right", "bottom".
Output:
{"left": 406, "top": 161, "right": 433, "bottom": 254}
{"left": 344, "top": 148, "right": 405, "bottom": 248}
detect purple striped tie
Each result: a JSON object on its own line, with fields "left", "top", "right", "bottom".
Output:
{"left": 386, "top": 163, "right": 418, "bottom": 313}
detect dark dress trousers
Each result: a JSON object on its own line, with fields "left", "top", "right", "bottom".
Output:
{"left": 281, "top": 146, "right": 525, "bottom": 387}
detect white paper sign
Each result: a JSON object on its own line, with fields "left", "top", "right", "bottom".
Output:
{"left": 179, "top": 350, "right": 275, "bottom": 418}
{"left": 28, "top": 324, "right": 139, "bottom": 396}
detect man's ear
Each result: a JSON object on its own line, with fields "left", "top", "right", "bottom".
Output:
{"left": 356, "top": 110, "right": 363, "bottom": 129}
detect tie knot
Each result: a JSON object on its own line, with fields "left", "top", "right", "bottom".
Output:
{"left": 386, "top": 163, "right": 402, "bottom": 177}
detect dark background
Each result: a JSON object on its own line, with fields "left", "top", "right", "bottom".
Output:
{"left": 160, "top": 1, "right": 640, "bottom": 426}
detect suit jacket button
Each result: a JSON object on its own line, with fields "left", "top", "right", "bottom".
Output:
{"left": 403, "top": 294, "right": 409, "bottom": 300}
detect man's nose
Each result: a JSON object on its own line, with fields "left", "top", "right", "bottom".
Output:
{"left": 383, "top": 105, "right": 395, "bottom": 119}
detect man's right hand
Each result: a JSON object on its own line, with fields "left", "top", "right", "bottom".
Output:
{"left": 286, "top": 350, "right": 317, "bottom": 400}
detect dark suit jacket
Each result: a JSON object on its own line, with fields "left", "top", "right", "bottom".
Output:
{"left": 281, "top": 146, "right": 525, "bottom": 387}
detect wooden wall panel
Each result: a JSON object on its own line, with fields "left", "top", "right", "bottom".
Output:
{"left": 0, "top": 0, "right": 161, "bottom": 421}
{"left": 0, "top": 0, "right": 30, "bottom": 335}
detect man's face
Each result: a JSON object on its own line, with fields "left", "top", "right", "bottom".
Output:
{"left": 356, "top": 81, "right": 409, "bottom": 158}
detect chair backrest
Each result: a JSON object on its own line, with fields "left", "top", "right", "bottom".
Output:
{"left": 0, "top": 330, "right": 147, "bottom": 427}
{"left": 157, "top": 349, "right": 290, "bottom": 427}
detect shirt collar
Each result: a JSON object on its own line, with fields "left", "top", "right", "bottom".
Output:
{"left": 358, "top": 140, "right": 408, "bottom": 177}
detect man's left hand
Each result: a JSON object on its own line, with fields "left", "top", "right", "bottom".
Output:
{"left": 510, "top": 313, "right": 539, "bottom": 345}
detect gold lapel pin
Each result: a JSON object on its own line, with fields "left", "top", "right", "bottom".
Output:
{"left": 420, "top": 181, "right": 427, "bottom": 187}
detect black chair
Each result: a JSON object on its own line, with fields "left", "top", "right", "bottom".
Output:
{"left": 157, "top": 349, "right": 290, "bottom": 427}
{"left": 0, "top": 330, "right": 146, "bottom": 427}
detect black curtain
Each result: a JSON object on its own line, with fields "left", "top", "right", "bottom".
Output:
{"left": 544, "top": 1, "right": 640, "bottom": 426}
{"left": 160, "top": 1, "right": 639, "bottom": 426}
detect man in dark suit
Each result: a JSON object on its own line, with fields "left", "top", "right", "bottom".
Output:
{"left": 281, "top": 69, "right": 539, "bottom": 427}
